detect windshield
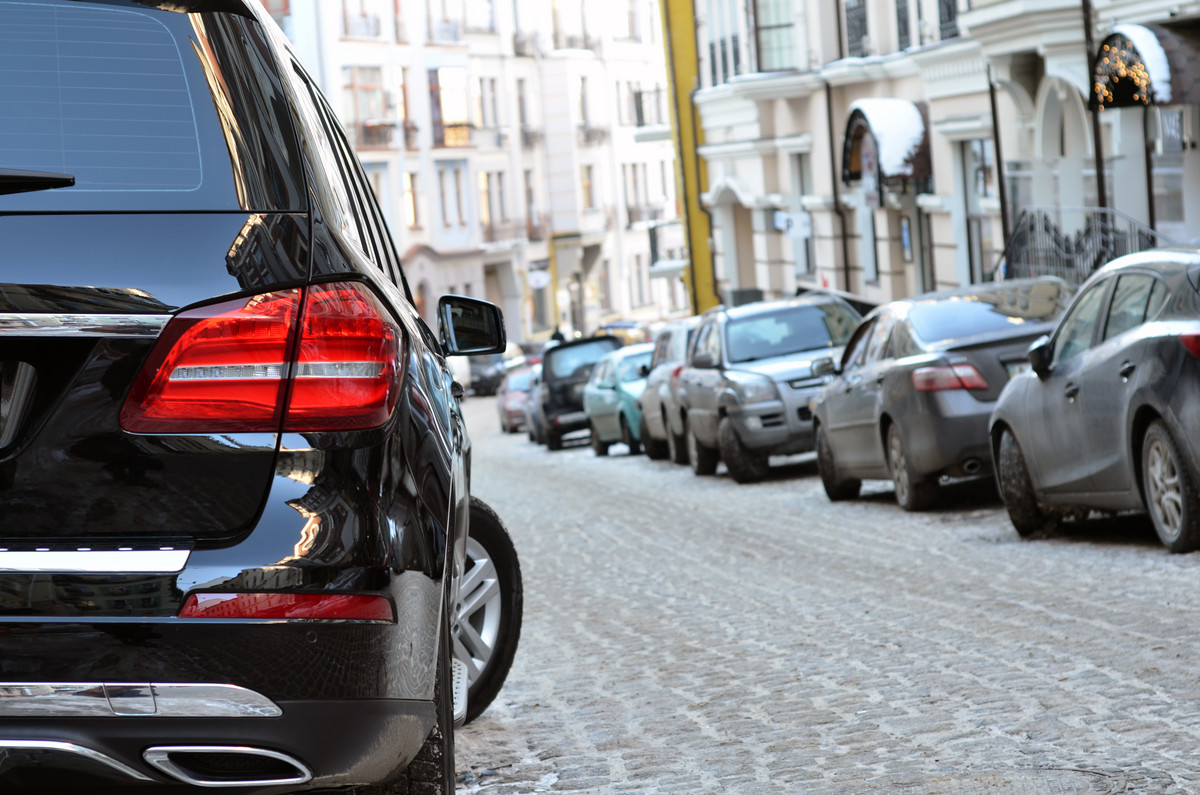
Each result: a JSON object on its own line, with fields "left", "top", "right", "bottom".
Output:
{"left": 545, "top": 339, "right": 620, "bottom": 380}
{"left": 725, "top": 304, "right": 859, "bottom": 364}
{"left": 506, "top": 369, "right": 533, "bottom": 391}
{"left": 908, "top": 282, "right": 1070, "bottom": 346}
{"left": 616, "top": 352, "right": 652, "bottom": 382}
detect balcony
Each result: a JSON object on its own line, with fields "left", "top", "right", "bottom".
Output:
{"left": 430, "top": 18, "right": 462, "bottom": 43}
{"left": 521, "top": 126, "right": 544, "bottom": 149}
{"left": 577, "top": 123, "right": 609, "bottom": 147}
{"left": 433, "top": 122, "right": 472, "bottom": 148}
{"left": 526, "top": 214, "right": 550, "bottom": 241}
{"left": 343, "top": 13, "right": 381, "bottom": 38}
{"left": 513, "top": 31, "right": 539, "bottom": 55}
{"left": 403, "top": 121, "right": 419, "bottom": 149}
{"left": 626, "top": 205, "right": 663, "bottom": 225}
{"left": 354, "top": 120, "right": 396, "bottom": 149}
{"left": 482, "top": 219, "right": 527, "bottom": 243}
{"left": 634, "top": 89, "right": 667, "bottom": 127}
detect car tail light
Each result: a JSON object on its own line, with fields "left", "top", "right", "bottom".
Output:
{"left": 1181, "top": 333, "right": 1200, "bottom": 359}
{"left": 671, "top": 365, "right": 685, "bottom": 380}
{"left": 121, "top": 282, "right": 403, "bottom": 434}
{"left": 179, "top": 592, "right": 395, "bottom": 621}
{"left": 912, "top": 364, "right": 989, "bottom": 392}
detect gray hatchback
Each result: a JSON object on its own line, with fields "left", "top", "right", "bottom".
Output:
{"left": 677, "top": 295, "right": 861, "bottom": 482}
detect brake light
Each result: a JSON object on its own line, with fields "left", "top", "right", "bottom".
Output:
{"left": 671, "top": 365, "right": 685, "bottom": 380}
{"left": 1181, "top": 333, "right": 1200, "bottom": 359}
{"left": 912, "top": 364, "right": 989, "bottom": 392}
{"left": 179, "top": 592, "right": 395, "bottom": 621}
{"left": 120, "top": 282, "right": 403, "bottom": 434}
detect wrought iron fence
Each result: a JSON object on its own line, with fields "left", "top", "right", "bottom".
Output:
{"left": 998, "top": 206, "right": 1174, "bottom": 287}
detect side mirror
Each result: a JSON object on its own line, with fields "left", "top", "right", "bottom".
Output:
{"left": 811, "top": 357, "right": 838, "bottom": 378}
{"left": 1027, "top": 334, "right": 1052, "bottom": 378}
{"left": 438, "top": 295, "right": 506, "bottom": 356}
{"left": 638, "top": 364, "right": 651, "bottom": 378}
{"left": 692, "top": 351, "right": 717, "bottom": 369}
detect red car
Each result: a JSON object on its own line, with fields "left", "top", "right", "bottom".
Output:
{"left": 498, "top": 366, "right": 535, "bottom": 433}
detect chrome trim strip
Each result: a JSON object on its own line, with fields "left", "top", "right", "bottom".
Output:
{"left": 0, "top": 549, "right": 190, "bottom": 573}
{"left": 0, "top": 313, "right": 170, "bottom": 338}
{"left": 0, "top": 682, "right": 282, "bottom": 718}
{"left": 0, "top": 739, "right": 154, "bottom": 781}
{"left": 143, "top": 746, "right": 312, "bottom": 788}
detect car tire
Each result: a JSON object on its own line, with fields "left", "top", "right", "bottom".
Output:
{"left": 456, "top": 497, "right": 523, "bottom": 724}
{"left": 641, "top": 415, "right": 669, "bottom": 460}
{"left": 816, "top": 423, "right": 860, "bottom": 501}
{"left": 590, "top": 426, "right": 609, "bottom": 456}
{"left": 996, "top": 428, "right": 1048, "bottom": 537}
{"left": 546, "top": 430, "right": 563, "bottom": 451}
{"left": 887, "top": 423, "right": 937, "bottom": 511}
{"left": 666, "top": 411, "right": 689, "bottom": 465}
{"left": 620, "top": 415, "right": 641, "bottom": 455}
{"left": 718, "top": 417, "right": 768, "bottom": 484}
{"left": 1141, "top": 420, "right": 1200, "bottom": 553}
{"left": 686, "top": 418, "right": 719, "bottom": 476}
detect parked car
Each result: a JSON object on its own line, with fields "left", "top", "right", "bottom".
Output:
{"left": 639, "top": 316, "right": 702, "bottom": 463}
{"left": 677, "top": 295, "right": 862, "bottom": 482}
{"left": 0, "top": 3, "right": 511, "bottom": 790}
{"left": 531, "top": 336, "right": 622, "bottom": 450}
{"left": 811, "top": 277, "right": 1071, "bottom": 510}
{"left": 582, "top": 343, "right": 655, "bottom": 456}
{"left": 469, "top": 341, "right": 526, "bottom": 396}
{"left": 523, "top": 363, "right": 546, "bottom": 442}
{"left": 497, "top": 365, "right": 535, "bottom": 433}
{"left": 990, "top": 249, "right": 1200, "bottom": 552}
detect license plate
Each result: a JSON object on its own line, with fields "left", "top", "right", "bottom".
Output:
{"left": 1005, "top": 361, "right": 1031, "bottom": 379}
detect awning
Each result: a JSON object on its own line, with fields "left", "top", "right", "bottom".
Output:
{"left": 1090, "top": 23, "right": 1200, "bottom": 110}
{"left": 841, "top": 99, "right": 931, "bottom": 192}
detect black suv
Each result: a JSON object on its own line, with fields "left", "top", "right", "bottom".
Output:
{"left": 0, "top": 2, "right": 503, "bottom": 791}
{"left": 533, "top": 336, "right": 621, "bottom": 449}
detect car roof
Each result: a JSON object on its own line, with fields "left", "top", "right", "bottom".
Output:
{"left": 867, "top": 276, "right": 1070, "bottom": 319}
{"left": 601, "top": 342, "right": 655, "bottom": 362}
{"left": 714, "top": 293, "right": 853, "bottom": 322}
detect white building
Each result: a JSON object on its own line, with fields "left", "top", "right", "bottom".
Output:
{"left": 263, "top": 0, "right": 686, "bottom": 341}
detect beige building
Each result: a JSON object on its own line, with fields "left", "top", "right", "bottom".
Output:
{"left": 689, "top": 0, "right": 1199, "bottom": 307}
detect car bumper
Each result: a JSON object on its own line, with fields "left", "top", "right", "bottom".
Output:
{"left": 904, "top": 391, "right": 995, "bottom": 478}
{"left": 726, "top": 392, "right": 817, "bottom": 455}
{"left": 548, "top": 410, "right": 589, "bottom": 435}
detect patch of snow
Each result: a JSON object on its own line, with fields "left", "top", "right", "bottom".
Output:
{"left": 849, "top": 98, "right": 925, "bottom": 178}
{"left": 1114, "top": 24, "right": 1172, "bottom": 104}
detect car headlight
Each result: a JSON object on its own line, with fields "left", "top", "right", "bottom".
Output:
{"left": 726, "top": 371, "right": 779, "bottom": 403}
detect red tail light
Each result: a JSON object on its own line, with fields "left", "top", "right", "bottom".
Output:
{"left": 1181, "top": 333, "right": 1200, "bottom": 359}
{"left": 179, "top": 592, "right": 395, "bottom": 621}
{"left": 913, "top": 364, "right": 989, "bottom": 392}
{"left": 121, "top": 282, "right": 403, "bottom": 434}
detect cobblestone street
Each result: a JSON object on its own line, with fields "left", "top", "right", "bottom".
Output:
{"left": 455, "top": 396, "right": 1200, "bottom": 793}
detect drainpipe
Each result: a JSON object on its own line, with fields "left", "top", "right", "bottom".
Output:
{"left": 988, "top": 65, "right": 1012, "bottom": 252}
{"left": 1082, "top": 0, "right": 1108, "bottom": 209}
{"left": 692, "top": 83, "right": 722, "bottom": 308}
{"left": 824, "top": 81, "right": 852, "bottom": 292}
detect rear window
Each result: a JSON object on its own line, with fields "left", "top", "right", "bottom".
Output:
{"left": 907, "top": 281, "right": 1070, "bottom": 346}
{"left": 506, "top": 369, "right": 533, "bottom": 391}
{"left": 617, "top": 352, "right": 652, "bottom": 382}
{"left": 0, "top": 2, "right": 303, "bottom": 212}
{"left": 545, "top": 339, "right": 620, "bottom": 380}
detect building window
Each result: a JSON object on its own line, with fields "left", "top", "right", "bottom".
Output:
{"left": 478, "top": 171, "right": 492, "bottom": 228}
{"left": 517, "top": 79, "right": 529, "bottom": 125}
{"left": 439, "top": 168, "right": 451, "bottom": 227}
{"left": 342, "top": 66, "right": 393, "bottom": 149}
{"left": 403, "top": 172, "right": 420, "bottom": 228}
{"left": 581, "top": 164, "right": 595, "bottom": 209}
{"left": 454, "top": 166, "right": 466, "bottom": 225}
{"left": 466, "top": 0, "right": 495, "bottom": 32}
{"left": 477, "top": 77, "right": 499, "bottom": 127}
{"left": 429, "top": 66, "right": 471, "bottom": 147}
{"left": 895, "top": 0, "right": 910, "bottom": 50}
{"left": 963, "top": 139, "right": 997, "bottom": 283}
{"left": 845, "top": 0, "right": 867, "bottom": 57}
{"left": 754, "top": 0, "right": 793, "bottom": 71}
{"left": 939, "top": 0, "right": 958, "bottom": 41}
{"left": 343, "top": 0, "right": 384, "bottom": 37}
{"left": 579, "top": 76, "right": 589, "bottom": 123}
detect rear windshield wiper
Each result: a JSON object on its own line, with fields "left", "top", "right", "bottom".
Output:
{"left": 0, "top": 168, "right": 75, "bottom": 196}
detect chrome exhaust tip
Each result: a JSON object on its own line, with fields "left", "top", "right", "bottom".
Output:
{"left": 143, "top": 746, "right": 312, "bottom": 788}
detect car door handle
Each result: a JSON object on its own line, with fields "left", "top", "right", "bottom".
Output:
{"left": 1119, "top": 361, "right": 1136, "bottom": 379}
{"left": 1064, "top": 382, "right": 1079, "bottom": 400}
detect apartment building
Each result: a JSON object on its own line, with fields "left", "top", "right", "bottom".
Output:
{"left": 686, "top": 0, "right": 1200, "bottom": 306}
{"left": 263, "top": 0, "right": 683, "bottom": 340}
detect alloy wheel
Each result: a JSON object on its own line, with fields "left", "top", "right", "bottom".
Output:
{"left": 1145, "top": 434, "right": 1184, "bottom": 543}
{"left": 453, "top": 534, "right": 502, "bottom": 690}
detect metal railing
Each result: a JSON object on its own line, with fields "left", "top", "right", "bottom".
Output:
{"left": 997, "top": 206, "right": 1175, "bottom": 286}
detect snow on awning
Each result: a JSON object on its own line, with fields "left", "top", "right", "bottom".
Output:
{"left": 1090, "top": 23, "right": 1200, "bottom": 110}
{"left": 841, "top": 99, "right": 931, "bottom": 197}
